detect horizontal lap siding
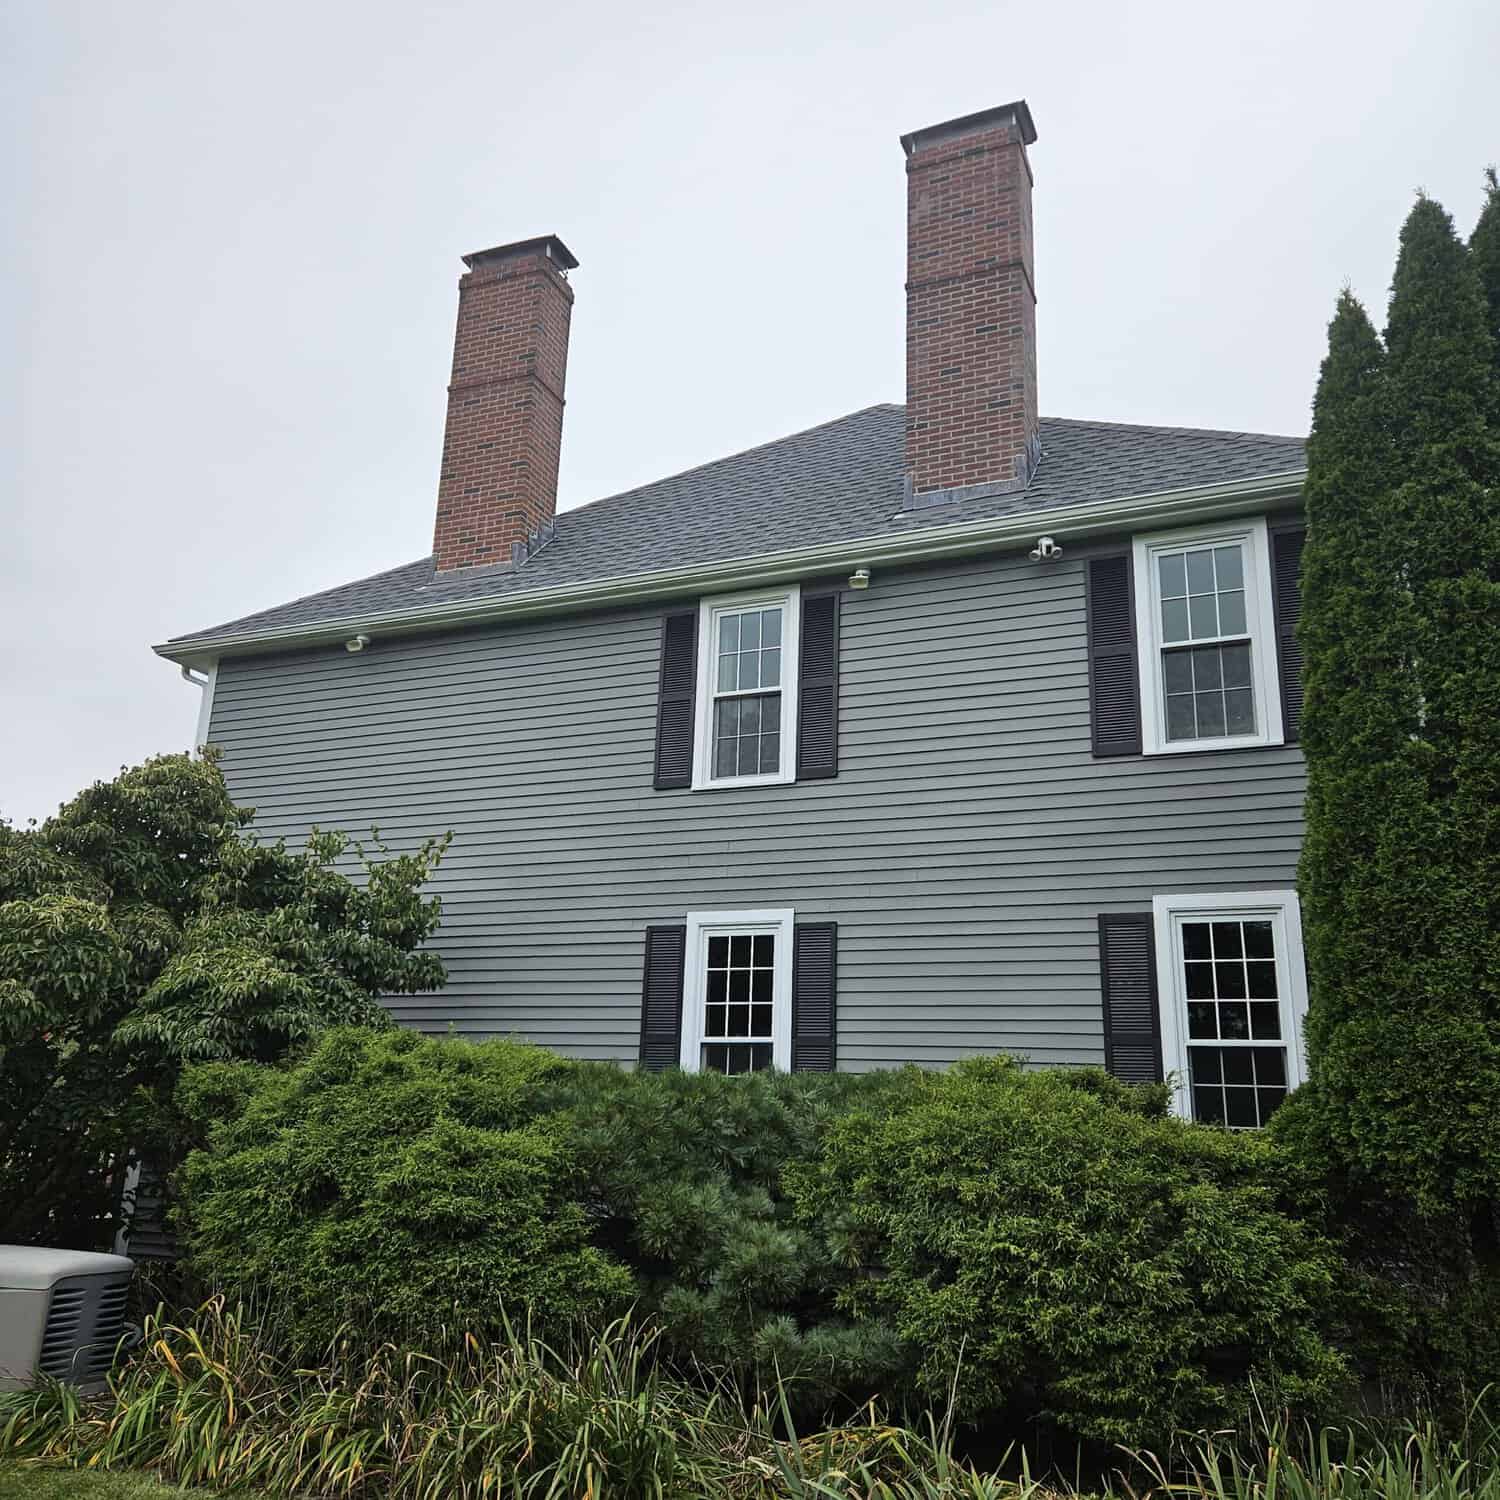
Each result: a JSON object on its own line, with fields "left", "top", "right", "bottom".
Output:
{"left": 207, "top": 540, "right": 1306, "bottom": 1070}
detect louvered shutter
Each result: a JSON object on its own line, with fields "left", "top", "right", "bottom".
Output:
{"left": 791, "top": 922, "right": 837, "bottom": 1072}
{"left": 653, "top": 611, "right": 698, "bottom": 789}
{"left": 1270, "top": 524, "right": 1307, "bottom": 743}
{"left": 639, "top": 925, "right": 687, "bottom": 1071}
{"left": 1086, "top": 555, "right": 1142, "bottom": 757}
{"left": 796, "top": 591, "right": 841, "bottom": 780}
{"left": 1098, "top": 912, "right": 1163, "bottom": 1084}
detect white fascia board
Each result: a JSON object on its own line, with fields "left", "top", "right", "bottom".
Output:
{"left": 153, "top": 469, "right": 1306, "bottom": 667}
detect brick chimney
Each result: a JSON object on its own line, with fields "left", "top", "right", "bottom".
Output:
{"left": 901, "top": 101, "right": 1039, "bottom": 506}
{"left": 432, "top": 235, "right": 578, "bottom": 571}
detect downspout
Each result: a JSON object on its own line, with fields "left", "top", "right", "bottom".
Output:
{"left": 180, "top": 662, "right": 218, "bottom": 756}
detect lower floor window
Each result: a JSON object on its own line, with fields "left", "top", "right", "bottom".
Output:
{"left": 1154, "top": 890, "right": 1308, "bottom": 1128}
{"left": 681, "top": 909, "right": 794, "bottom": 1073}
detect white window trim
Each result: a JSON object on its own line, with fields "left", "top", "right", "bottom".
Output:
{"left": 691, "top": 584, "right": 800, "bottom": 791}
{"left": 1132, "top": 516, "right": 1283, "bottom": 755}
{"left": 680, "top": 907, "right": 795, "bottom": 1072}
{"left": 1152, "top": 888, "right": 1309, "bottom": 1122}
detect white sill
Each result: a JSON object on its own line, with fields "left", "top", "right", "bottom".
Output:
{"left": 1146, "top": 732, "right": 1278, "bottom": 755}
{"left": 692, "top": 771, "right": 793, "bottom": 792}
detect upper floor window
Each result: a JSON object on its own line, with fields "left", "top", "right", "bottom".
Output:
{"left": 1132, "top": 519, "right": 1283, "bottom": 754}
{"left": 692, "top": 586, "right": 800, "bottom": 790}
{"left": 1153, "top": 889, "right": 1308, "bottom": 1127}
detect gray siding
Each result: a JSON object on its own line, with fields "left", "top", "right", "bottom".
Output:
{"left": 207, "top": 532, "right": 1306, "bottom": 1071}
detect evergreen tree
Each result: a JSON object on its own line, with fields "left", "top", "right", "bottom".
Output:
{"left": 1299, "top": 199, "right": 1500, "bottom": 1213}
{"left": 1470, "top": 168, "right": 1500, "bottom": 378}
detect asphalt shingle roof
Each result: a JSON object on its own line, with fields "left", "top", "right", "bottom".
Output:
{"left": 169, "top": 404, "right": 1305, "bottom": 645}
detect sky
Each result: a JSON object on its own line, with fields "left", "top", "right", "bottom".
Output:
{"left": 2, "top": 0, "right": 1496, "bottom": 824}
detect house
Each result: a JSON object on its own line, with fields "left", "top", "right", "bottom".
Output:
{"left": 156, "top": 102, "right": 1311, "bottom": 1129}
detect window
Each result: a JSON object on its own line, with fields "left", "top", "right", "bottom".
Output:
{"left": 680, "top": 908, "right": 794, "bottom": 1072}
{"left": 692, "top": 586, "right": 800, "bottom": 789}
{"left": 1132, "top": 519, "right": 1283, "bottom": 754}
{"left": 1153, "top": 890, "right": 1308, "bottom": 1127}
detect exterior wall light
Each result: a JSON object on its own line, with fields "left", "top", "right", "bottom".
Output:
{"left": 848, "top": 568, "right": 871, "bottom": 590}
{"left": 1029, "top": 536, "right": 1062, "bottom": 561}
{"left": 345, "top": 634, "right": 372, "bottom": 653}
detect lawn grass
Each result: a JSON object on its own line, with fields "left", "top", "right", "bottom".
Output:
{"left": 0, "top": 1464, "right": 218, "bottom": 1499}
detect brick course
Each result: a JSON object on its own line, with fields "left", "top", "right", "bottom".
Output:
{"left": 903, "top": 104, "right": 1039, "bottom": 500}
{"left": 432, "top": 238, "right": 576, "bottom": 572}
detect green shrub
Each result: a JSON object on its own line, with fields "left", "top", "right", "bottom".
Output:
{"left": 787, "top": 1057, "right": 1350, "bottom": 1446}
{"left": 176, "top": 1029, "right": 632, "bottom": 1350}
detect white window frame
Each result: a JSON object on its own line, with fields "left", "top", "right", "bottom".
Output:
{"left": 691, "top": 584, "right": 801, "bottom": 791}
{"left": 1132, "top": 517, "right": 1283, "bottom": 755}
{"left": 1152, "top": 888, "right": 1309, "bottom": 1123}
{"left": 680, "top": 907, "right": 795, "bottom": 1072}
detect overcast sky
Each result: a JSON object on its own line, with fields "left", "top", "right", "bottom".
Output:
{"left": 3, "top": 0, "right": 1496, "bottom": 824}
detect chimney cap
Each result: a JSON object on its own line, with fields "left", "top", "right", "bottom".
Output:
{"left": 900, "top": 100, "right": 1037, "bottom": 156}
{"left": 462, "top": 234, "right": 580, "bottom": 272}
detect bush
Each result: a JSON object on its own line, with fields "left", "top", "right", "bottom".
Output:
{"left": 786, "top": 1057, "right": 1350, "bottom": 1446}
{"left": 176, "top": 1029, "right": 632, "bottom": 1350}
{"left": 178, "top": 1033, "right": 1356, "bottom": 1447}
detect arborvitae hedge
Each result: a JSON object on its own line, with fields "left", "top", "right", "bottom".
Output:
{"left": 1297, "top": 195, "right": 1500, "bottom": 1215}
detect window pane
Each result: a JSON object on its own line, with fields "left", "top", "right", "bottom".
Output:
{"left": 750, "top": 1004, "right": 774, "bottom": 1038}
{"left": 761, "top": 647, "right": 781, "bottom": 688}
{"left": 1196, "top": 691, "right": 1226, "bottom": 736}
{"left": 1225, "top": 1087, "right": 1259, "bottom": 1129}
{"left": 1182, "top": 923, "right": 1212, "bottom": 960}
{"left": 1220, "top": 1003, "right": 1250, "bottom": 1040}
{"left": 1188, "top": 1001, "right": 1218, "bottom": 1039}
{"left": 728, "top": 1004, "right": 749, "bottom": 1037}
{"left": 1255, "top": 1047, "right": 1287, "bottom": 1086}
{"left": 706, "top": 1005, "right": 726, "bottom": 1037}
{"left": 1225, "top": 688, "right": 1255, "bottom": 735}
{"left": 1218, "top": 589, "right": 1247, "bottom": 636}
{"left": 1243, "top": 921, "right": 1275, "bottom": 958}
{"left": 738, "top": 696, "right": 760, "bottom": 735}
{"left": 716, "top": 699, "right": 740, "bottom": 737}
{"left": 1192, "top": 646, "right": 1223, "bottom": 689}
{"left": 761, "top": 608, "right": 782, "bottom": 647}
{"left": 752, "top": 969, "right": 773, "bottom": 1004}
{"left": 1222, "top": 1050, "right": 1254, "bottom": 1086}
{"left": 1194, "top": 1085, "right": 1226, "bottom": 1124}
{"left": 759, "top": 732, "right": 780, "bottom": 775}
{"left": 729, "top": 935, "right": 751, "bottom": 966}
{"left": 737, "top": 736, "right": 760, "bottom": 776}
{"left": 715, "top": 739, "right": 737, "bottom": 778}
{"left": 1221, "top": 643, "right": 1253, "bottom": 688}
{"left": 1247, "top": 962, "right": 1279, "bottom": 999}
{"left": 1250, "top": 1002, "right": 1282, "bottom": 1039}
{"left": 707, "top": 970, "right": 727, "bottom": 1004}
{"left": 1215, "top": 961, "right": 1247, "bottom": 999}
{"left": 739, "top": 651, "right": 760, "bottom": 690}
{"left": 1257, "top": 1086, "right": 1287, "bottom": 1123}
{"left": 740, "top": 613, "right": 760, "bottom": 651}
{"left": 752, "top": 935, "right": 774, "bottom": 966}
{"left": 1189, "top": 592, "right": 1219, "bottom": 639}
{"left": 708, "top": 936, "right": 729, "bottom": 966}
{"left": 1190, "top": 1048, "right": 1222, "bottom": 1083}
{"left": 1213, "top": 545, "right": 1244, "bottom": 590}
{"left": 1211, "top": 922, "right": 1243, "bottom": 957}
{"left": 1166, "top": 694, "right": 1197, "bottom": 741}
{"left": 1163, "top": 651, "right": 1193, "bottom": 694}
{"left": 1185, "top": 548, "right": 1216, "bottom": 595}
{"left": 729, "top": 969, "right": 750, "bottom": 1002}
{"left": 720, "top": 616, "right": 739, "bottom": 652}
{"left": 1185, "top": 961, "right": 1216, "bottom": 1000}
{"left": 1162, "top": 597, "right": 1190, "bottom": 643}
{"left": 718, "top": 654, "right": 738, "bottom": 691}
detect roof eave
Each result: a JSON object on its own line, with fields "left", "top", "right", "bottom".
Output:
{"left": 154, "top": 469, "right": 1307, "bottom": 668}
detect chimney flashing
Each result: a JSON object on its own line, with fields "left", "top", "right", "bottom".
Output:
{"left": 462, "top": 234, "right": 579, "bottom": 272}
{"left": 900, "top": 99, "right": 1036, "bottom": 156}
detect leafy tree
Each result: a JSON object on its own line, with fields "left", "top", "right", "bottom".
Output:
{"left": 1297, "top": 195, "right": 1500, "bottom": 1215}
{"left": 0, "top": 753, "right": 449, "bottom": 1247}
{"left": 1471, "top": 167, "right": 1500, "bottom": 376}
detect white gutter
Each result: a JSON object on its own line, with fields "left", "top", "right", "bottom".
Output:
{"left": 154, "top": 468, "right": 1306, "bottom": 666}
{"left": 179, "top": 662, "right": 218, "bottom": 752}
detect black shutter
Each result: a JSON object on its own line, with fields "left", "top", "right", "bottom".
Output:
{"left": 653, "top": 611, "right": 697, "bottom": 789}
{"left": 796, "top": 591, "right": 841, "bottom": 780}
{"left": 1086, "top": 554, "right": 1142, "bottom": 757}
{"left": 639, "top": 924, "right": 687, "bottom": 1071}
{"left": 1098, "top": 912, "right": 1162, "bottom": 1084}
{"left": 791, "top": 922, "right": 837, "bottom": 1072}
{"left": 1270, "top": 524, "right": 1307, "bottom": 743}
